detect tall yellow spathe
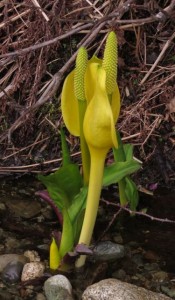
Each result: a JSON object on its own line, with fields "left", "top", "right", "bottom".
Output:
{"left": 84, "top": 67, "right": 118, "bottom": 151}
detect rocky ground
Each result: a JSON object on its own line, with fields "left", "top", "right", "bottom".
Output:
{"left": 0, "top": 176, "right": 175, "bottom": 299}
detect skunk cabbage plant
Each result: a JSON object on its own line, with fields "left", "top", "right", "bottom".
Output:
{"left": 37, "top": 31, "right": 141, "bottom": 270}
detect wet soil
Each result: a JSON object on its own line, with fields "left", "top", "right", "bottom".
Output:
{"left": 0, "top": 175, "right": 175, "bottom": 299}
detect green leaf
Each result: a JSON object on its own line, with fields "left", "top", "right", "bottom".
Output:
{"left": 68, "top": 186, "right": 87, "bottom": 223}
{"left": 123, "top": 144, "right": 134, "bottom": 161}
{"left": 38, "top": 164, "right": 83, "bottom": 210}
{"left": 103, "top": 160, "right": 141, "bottom": 186}
{"left": 113, "top": 131, "right": 126, "bottom": 162}
{"left": 125, "top": 177, "right": 139, "bottom": 210}
{"left": 61, "top": 128, "right": 71, "bottom": 166}
{"left": 59, "top": 208, "right": 74, "bottom": 257}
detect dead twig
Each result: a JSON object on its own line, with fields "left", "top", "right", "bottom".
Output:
{"left": 140, "top": 31, "right": 175, "bottom": 85}
{"left": 102, "top": 199, "right": 175, "bottom": 224}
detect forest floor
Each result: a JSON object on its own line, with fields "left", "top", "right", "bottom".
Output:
{"left": 0, "top": 0, "right": 175, "bottom": 187}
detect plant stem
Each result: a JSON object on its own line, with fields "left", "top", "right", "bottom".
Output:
{"left": 75, "top": 148, "right": 106, "bottom": 268}
{"left": 78, "top": 100, "right": 90, "bottom": 185}
{"left": 113, "top": 131, "right": 128, "bottom": 206}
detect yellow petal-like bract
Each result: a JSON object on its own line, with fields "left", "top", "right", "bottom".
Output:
{"left": 84, "top": 56, "right": 102, "bottom": 103}
{"left": 61, "top": 31, "right": 120, "bottom": 140}
{"left": 83, "top": 68, "right": 118, "bottom": 150}
{"left": 61, "top": 56, "right": 102, "bottom": 136}
{"left": 50, "top": 237, "right": 61, "bottom": 270}
{"left": 61, "top": 70, "right": 80, "bottom": 136}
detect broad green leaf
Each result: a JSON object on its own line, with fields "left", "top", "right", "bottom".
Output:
{"left": 125, "top": 177, "right": 139, "bottom": 211}
{"left": 103, "top": 160, "right": 141, "bottom": 186}
{"left": 38, "top": 164, "right": 83, "bottom": 209}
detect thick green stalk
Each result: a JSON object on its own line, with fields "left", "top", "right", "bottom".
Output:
{"left": 75, "top": 148, "right": 107, "bottom": 268}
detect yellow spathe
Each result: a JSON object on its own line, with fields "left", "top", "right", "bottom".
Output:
{"left": 49, "top": 237, "right": 61, "bottom": 270}
{"left": 61, "top": 56, "right": 120, "bottom": 138}
{"left": 83, "top": 67, "right": 118, "bottom": 151}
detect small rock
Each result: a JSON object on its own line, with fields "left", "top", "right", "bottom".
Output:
{"left": 21, "top": 262, "right": 45, "bottom": 281}
{"left": 132, "top": 253, "right": 144, "bottom": 267}
{"left": 161, "top": 284, "right": 175, "bottom": 298}
{"left": 44, "top": 275, "right": 73, "bottom": 300}
{"left": 92, "top": 241, "right": 125, "bottom": 261}
{"left": 5, "top": 198, "right": 41, "bottom": 219}
{"left": 5, "top": 237, "right": 21, "bottom": 250}
{"left": 144, "top": 262, "right": 159, "bottom": 271}
{"left": 112, "top": 269, "right": 126, "bottom": 281}
{"left": 113, "top": 234, "right": 123, "bottom": 244}
{"left": 151, "top": 271, "right": 168, "bottom": 282}
{"left": 1, "top": 261, "right": 24, "bottom": 283}
{"left": 36, "top": 293, "right": 46, "bottom": 300}
{"left": 82, "top": 278, "right": 172, "bottom": 300}
{"left": 24, "top": 250, "right": 41, "bottom": 262}
{"left": 0, "top": 254, "right": 28, "bottom": 273}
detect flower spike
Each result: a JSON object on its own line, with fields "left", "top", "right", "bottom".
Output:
{"left": 74, "top": 47, "right": 88, "bottom": 101}
{"left": 102, "top": 31, "right": 118, "bottom": 95}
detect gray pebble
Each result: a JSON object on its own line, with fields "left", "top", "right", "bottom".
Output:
{"left": 44, "top": 275, "right": 73, "bottom": 300}
{"left": 92, "top": 241, "right": 125, "bottom": 261}
{"left": 161, "top": 285, "right": 175, "bottom": 298}
{"left": 5, "top": 198, "right": 41, "bottom": 219}
{"left": 112, "top": 269, "right": 126, "bottom": 280}
{"left": 0, "top": 254, "right": 28, "bottom": 272}
{"left": 82, "top": 278, "right": 172, "bottom": 300}
{"left": 1, "top": 261, "right": 24, "bottom": 283}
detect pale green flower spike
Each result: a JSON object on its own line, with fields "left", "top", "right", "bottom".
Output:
{"left": 102, "top": 31, "right": 118, "bottom": 95}
{"left": 74, "top": 47, "right": 90, "bottom": 184}
{"left": 74, "top": 47, "right": 88, "bottom": 101}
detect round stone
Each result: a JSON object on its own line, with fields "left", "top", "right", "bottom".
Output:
{"left": 82, "top": 278, "right": 171, "bottom": 300}
{"left": 0, "top": 254, "right": 28, "bottom": 273}
{"left": 1, "top": 261, "right": 24, "bottom": 283}
{"left": 44, "top": 275, "right": 73, "bottom": 300}
{"left": 92, "top": 241, "right": 125, "bottom": 261}
{"left": 21, "top": 262, "right": 45, "bottom": 282}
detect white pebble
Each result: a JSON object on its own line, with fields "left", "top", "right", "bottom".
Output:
{"left": 21, "top": 262, "right": 45, "bottom": 282}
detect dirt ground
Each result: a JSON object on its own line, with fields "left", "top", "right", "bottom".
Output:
{"left": 0, "top": 0, "right": 175, "bottom": 190}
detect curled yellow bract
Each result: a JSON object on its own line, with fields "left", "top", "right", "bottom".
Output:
{"left": 83, "top": 67, "right": 118, "bottom": 151}
{"left": 61, "top": 56, "right": 120, "bottom": 138}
